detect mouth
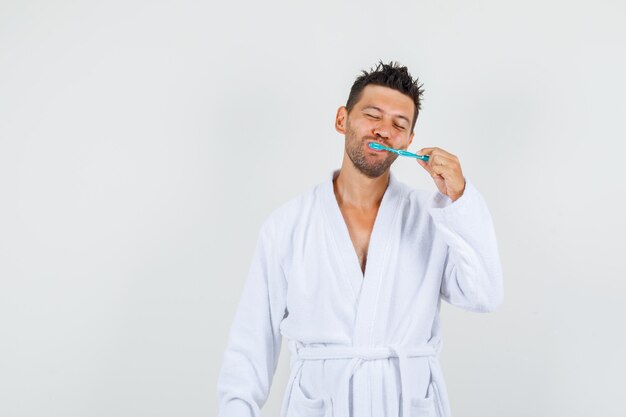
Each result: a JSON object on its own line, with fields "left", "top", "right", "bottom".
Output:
{"left": 366, "top": 140, "right": 387, "bottom": 152}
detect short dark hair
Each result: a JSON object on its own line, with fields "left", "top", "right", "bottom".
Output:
{"left": 346, "top": 60, "right": 424, "bottom": 133}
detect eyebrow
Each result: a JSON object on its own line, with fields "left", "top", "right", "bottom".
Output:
{"left": 362, "top": 105, "right": 411, "bottom": 125}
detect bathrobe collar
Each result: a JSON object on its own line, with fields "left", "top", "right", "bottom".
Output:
{"left": 322, "top": 168, "right": 408, "bottom": 343}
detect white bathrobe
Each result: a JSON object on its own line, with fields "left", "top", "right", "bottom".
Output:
{"left": 217, "top": 168, "right": 503, "bottom": 417}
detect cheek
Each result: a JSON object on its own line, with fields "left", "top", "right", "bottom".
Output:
{"left": 349, "top": 124, "right": 369, "bottom": 139}
{"left": 393, "top": 131, "right": 411, "bottom": 143}
{"left": 388, "top": 139, "right": 408, "bottom": 150}
{"left": 353, "top": 118, "right": 374, "bottom": 131}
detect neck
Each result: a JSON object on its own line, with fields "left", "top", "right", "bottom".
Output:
{"left": 333, "top": 152, "right": 390, "bottom": 209}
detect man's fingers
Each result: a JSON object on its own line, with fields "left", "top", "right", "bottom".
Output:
{"left": 419, "top": 147, "right": 458, "bottom": 161}
{"left": 420, "top": 159, "right": 447, "bottom": 181}
{"left": 430, "top": 164, "right": 454, "bottom": 178}
{"left": 417, "top": 153, "right": 455, "bottom": 176}
{"left": 417, "top": 146, "right": 465, "bottom": 201}
{"left": 427, "top": 153, "right": 455, "bottom": 168}
{"left": 417, "top": 147, "right": 462, "bottom": 182}
{"left": 429, "top": 154, "right": 444, "bottom": 167}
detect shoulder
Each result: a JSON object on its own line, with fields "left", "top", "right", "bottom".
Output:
{"left": 259, "top": 179, "right": 324, "bottom": 237}
{"left": 394, "top": 175, "right": 486, "bottom": 210}
{"left": 392, "top": 176, "right": 442, "bottom": 208}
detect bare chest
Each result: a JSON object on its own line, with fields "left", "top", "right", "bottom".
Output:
{"left": 337, "top": 206, "right": 378, "bottom": 275}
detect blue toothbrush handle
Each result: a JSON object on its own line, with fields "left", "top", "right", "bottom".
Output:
{"left": 368, "top": 142, "right": 430, "bottom": 161}
{"left": 397, "top": 149, "right": 430, "bottom": 161}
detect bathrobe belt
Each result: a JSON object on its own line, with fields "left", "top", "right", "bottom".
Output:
{"left": 291, "top": 344, "right": 439, "bottom": 417}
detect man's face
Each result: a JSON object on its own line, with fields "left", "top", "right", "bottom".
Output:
{"left": 336, "top": 84, "right": 415, "bottom": 178}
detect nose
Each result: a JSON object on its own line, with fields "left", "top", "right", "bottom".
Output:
{"left": 373, "top": 119, "right": 391, "bottom": 140}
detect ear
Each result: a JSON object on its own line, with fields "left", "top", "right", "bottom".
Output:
{"left": 335, "top": 106, "right": 348, "bottom": 134}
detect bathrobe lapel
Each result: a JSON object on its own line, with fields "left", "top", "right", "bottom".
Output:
{"left": 322, "top": 169, "right": 406, "bottom": 346}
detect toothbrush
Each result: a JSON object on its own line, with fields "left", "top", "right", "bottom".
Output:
{"left": 368, "top": 142, "right": 430, "bottom": 161}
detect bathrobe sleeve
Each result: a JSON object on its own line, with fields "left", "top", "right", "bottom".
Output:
{"left": 428, "top": 179, "right": 504, "bottom": 313}
{"left": 216, "top": 218, "right": 288, "bottom": 417}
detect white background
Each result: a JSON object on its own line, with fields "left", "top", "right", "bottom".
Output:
{"left": 1, "top": 1, "right": 625, "bottom": 416}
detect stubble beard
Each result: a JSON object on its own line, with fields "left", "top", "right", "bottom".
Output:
{"left": 345, "top": 123, "right": 398, "bottom": 179}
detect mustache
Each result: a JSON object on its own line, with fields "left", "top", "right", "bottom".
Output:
{"left": 364, "top": 137, "right": 390, "bottom": 147}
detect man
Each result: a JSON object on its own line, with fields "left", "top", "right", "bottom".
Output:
{"left": 217, "top": 60, "right": 503, "bottom": 417}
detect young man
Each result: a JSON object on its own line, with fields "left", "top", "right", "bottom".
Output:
{"left": 217, "top": 61, "right": 503, "bottom": 417}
